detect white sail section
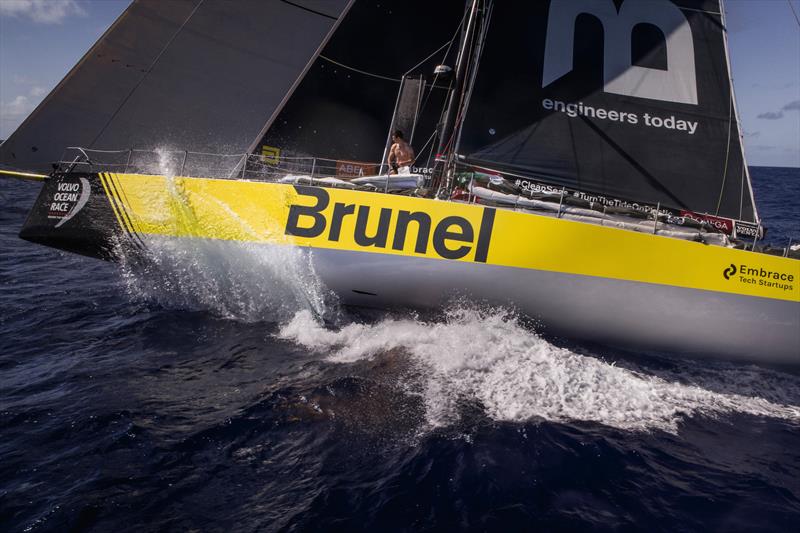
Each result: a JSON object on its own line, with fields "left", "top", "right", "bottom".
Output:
{"left": 0, "top": 0, "right": 352, "bottom": 173}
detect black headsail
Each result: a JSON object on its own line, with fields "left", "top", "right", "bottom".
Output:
{"left": 256, "top": 0, "right": 468, "bottom": 168}
{"left": 0, "top": 0, "right": 353, "bottom": 174}
{"left": 458, "top": 0, "right": 758, "bottom": 229}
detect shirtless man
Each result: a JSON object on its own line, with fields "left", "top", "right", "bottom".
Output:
{"left": 387, "top": 130, "right": 415, "bottom": 175}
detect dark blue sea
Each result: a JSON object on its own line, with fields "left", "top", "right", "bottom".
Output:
{"left": 1, "top": 167, "right": 799, "bottom": 532}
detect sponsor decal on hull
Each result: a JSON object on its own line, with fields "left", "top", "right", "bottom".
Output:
{"left": 93, "top": 173, "right": 800, "bottom": 303}
{"left": 725, "top": 263, "right": 797, "bottom": 293}
{"left": 285, "top": 186, "right": 495, "bottom": 262}
{"left": 48, "top": 178, "right": 91, "bottom": 228}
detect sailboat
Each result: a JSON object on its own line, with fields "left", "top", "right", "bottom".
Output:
{"left": 3, "top": 0, "right": 798, "bottom": 362}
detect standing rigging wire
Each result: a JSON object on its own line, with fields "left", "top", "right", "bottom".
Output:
{"left": 448, "top": 0, "right": 493, "bottom": 165}
{"left": 434, "top": 0, "right": 492, "bottom": 197}
{"left": 430, "top": 0, "right": 484, "bottom": 189}
{"left": 318, "top": 55, "right": 402, "bottom": 83}
{"left": 438, "top": 10, "right": 481, "bottom": 159}
{"left": 317, "top": 38, "right": 457, "bottom": 86}
{"left": 404, "top": 40, "right": 454, "bottom": 77}
{"left": 417, "top": 8, "right": 474, "bottom": 168}
{"left": 311, "top": 11, "right": 469, "bottom": 171}
{"left": 416, "top": 14, "right": 468, "bottom": 91}
{"left": 715, "top": 0, "right": 760, "bottom": 223}
{"left": 424, "top": 85, "right": 456, "bottom": 171}
{"left": 714, "top": 0, "right": 737, "bottom": 217}
{"left": 414, "top": 129, "right": 440, "bottom": 167}
{"left": 453, "top": 1, "right": 494, "bottom": 156}
{"left": 788, "top": 0, "right": 800, "bottom": 27}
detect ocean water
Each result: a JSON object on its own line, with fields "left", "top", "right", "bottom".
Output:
{"left": 1, "top": 167, "right": 799, "bottom": 532}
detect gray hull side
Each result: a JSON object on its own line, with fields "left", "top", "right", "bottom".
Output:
{"left": 311, "top": 248, "right": 800, "bottom": 363}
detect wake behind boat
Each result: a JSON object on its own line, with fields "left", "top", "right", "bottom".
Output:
{"left": 3, "top": 0, "right": 799, "bottom": 362}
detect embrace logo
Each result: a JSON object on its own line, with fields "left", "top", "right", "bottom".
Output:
{"left": 723, "top": 264, "right": 737, "bottom": 280}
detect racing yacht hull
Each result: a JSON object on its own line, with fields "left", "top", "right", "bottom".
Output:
{"left": 20, "top": 172, "right": 800, "bottom": 363}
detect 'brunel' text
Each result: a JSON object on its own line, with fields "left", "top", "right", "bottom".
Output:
{"left": 285, "top": 186, "right": 495, "bottom": 262}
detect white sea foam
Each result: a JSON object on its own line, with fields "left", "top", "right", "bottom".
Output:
{"left": 156, "top": 147, "right": 178, "bottom": 178}
{"left": 115, "top": 151, "right": 335, "bottom": 322}
{"left": 119, "top": 238, "right": 334, "bottom": 322}
{"left": 279, "top": 307, "right": 800, "bottom": 432}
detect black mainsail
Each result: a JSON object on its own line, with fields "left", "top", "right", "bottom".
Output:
{"left": 458, "top": 0, "right": 758, "bottom": 228}
{"left": 0, "top": 0, "right": 352, "bottom": 174}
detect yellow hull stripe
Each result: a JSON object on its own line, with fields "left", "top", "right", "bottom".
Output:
{"left": 103, "top": 173, "right": 800, "bottom": 303}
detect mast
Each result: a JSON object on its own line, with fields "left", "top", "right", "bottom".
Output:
{"left": 453, "top": 1, "right": 493, "bottom": 157}
{"left": 431, "top": 0, "right": 482, "bottom": 192}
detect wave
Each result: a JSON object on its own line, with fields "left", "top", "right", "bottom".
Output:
{"left": 279, "top": 306, "right": 800, "bottom": 433}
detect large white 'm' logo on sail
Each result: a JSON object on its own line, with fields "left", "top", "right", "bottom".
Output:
{"left": 542, "top": 0, "right": 698, "bottom": 105}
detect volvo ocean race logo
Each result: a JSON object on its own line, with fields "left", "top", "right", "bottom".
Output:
{"left": 49, "top": 178, "right": 91, "bottom": 228}
{"left": 723, "top": 264, "right": 737, "bottom": 280}
{"left": 542, "top": 0, "right": 698, "bottom": 105}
